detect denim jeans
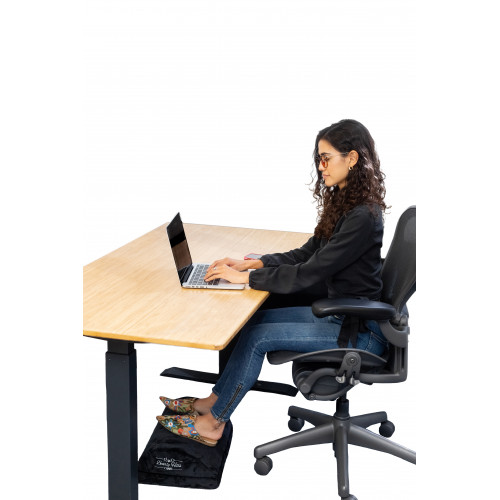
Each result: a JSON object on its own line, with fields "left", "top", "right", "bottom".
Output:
{"left": 210, "top": 306, "right": 388, "bottom": 422}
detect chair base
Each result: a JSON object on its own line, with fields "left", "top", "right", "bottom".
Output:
{"left": 254, "top": 395, "right": 416, "bottom": 499}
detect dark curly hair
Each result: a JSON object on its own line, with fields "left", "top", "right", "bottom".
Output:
{"left": 312, "top": 119, "right": 388, "bottom": 239}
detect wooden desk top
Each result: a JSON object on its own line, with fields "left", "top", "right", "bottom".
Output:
{"left": 83, "top": 222, "right": 311, "bottom": 350}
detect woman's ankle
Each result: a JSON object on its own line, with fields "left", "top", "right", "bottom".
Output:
{"left": 193, "top": 393, "right": 218, "bottom": 415}
{"left": 196, "top": 413, "right": 225, "bottom": 440}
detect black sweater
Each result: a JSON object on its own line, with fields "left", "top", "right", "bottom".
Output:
{"left": 248, "top": 204, "right": 384, "bottom": 300}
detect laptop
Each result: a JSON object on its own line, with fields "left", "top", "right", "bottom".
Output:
{"left": 166, "top": 213, "right": 245, "bottom": 290}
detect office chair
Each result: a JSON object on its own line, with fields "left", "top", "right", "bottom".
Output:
{"left": 254, "top": 206, "right": 416, "bottom": 500}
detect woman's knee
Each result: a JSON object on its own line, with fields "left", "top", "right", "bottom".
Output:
{"left": 235, "top": 325, "right": 272, "bottom": 354}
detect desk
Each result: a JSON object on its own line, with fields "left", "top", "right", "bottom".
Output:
{"left": 84, "top": 221, "right": 311, "bottom": 500}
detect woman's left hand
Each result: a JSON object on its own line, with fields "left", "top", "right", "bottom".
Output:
{"left": 204, "top": 264, "right": 250, "bottom": 284}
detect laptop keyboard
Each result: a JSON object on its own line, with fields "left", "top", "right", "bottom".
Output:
{"left": 189, "top": 264, "right": 220, "bottom": 286}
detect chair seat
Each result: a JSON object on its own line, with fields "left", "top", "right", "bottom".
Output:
{"left": 267, "top": 349, "right": 390, "bottom": 401}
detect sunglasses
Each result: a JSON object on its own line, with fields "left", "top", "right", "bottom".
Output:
{"left": 314, "top": 152, "right": 348, "bottom": 168}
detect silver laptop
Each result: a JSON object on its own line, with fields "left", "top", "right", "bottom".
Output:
{"left": 166, "top": 213, "right": 245, "bottom": 290}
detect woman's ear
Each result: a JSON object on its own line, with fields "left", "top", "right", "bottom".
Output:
{"left": 348, "top": 150, "right": 359, "bottom": 168}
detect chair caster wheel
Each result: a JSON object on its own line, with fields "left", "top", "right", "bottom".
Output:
{"left": 254, "top": 456, "right": 273, "bottom": 476}
{"left": 288, "top": 417, "right": 305, "bottom": 432}
{"left": 379, "top": 420, "right": 395, "bottom": 438}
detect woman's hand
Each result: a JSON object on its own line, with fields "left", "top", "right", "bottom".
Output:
{"left": 207, "top": 257, "right": 252, "bottom": 272}
{"left": 204, "top": 264, "right": 250, "bottom": 284}
{"left": 205, "top": 257, "right": 264, "bottom": 284}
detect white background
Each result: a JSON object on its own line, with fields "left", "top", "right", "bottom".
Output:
{"left": 1, "top": 0, "right": 498, "bottom": 499}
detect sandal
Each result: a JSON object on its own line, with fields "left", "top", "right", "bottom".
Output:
{"left": 159, "top": 396, "right": 198, "bottom": 414}
{"left": 156, "top": 414, "right": 218, "bottom": 447}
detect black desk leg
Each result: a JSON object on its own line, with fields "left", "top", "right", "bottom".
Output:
{"left": 105, "top": 340, "right": 138, "bottom": 500}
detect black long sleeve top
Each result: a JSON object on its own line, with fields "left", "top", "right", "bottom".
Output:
{"left": 248, "top": 204, "right": 384, "bottom": 300}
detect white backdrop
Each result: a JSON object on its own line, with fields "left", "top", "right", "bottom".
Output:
{"left": 83, "top": 2, "right": 418, "bottom": 500}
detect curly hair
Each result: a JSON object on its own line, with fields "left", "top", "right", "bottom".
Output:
{"left": 312, "top": 119, "right": 388, "bottom": 239}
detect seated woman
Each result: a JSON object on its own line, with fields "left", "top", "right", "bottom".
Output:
{"left": 157, "top": 118, "right": 389, "bottom": 447}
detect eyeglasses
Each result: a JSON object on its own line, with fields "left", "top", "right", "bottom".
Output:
{"left": 314, "top": 152, "right": 348, "bottom": 168}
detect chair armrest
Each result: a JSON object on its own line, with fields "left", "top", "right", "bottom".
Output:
{"left": 267, "top": 348, "right": 387, "bottom": 367}
{"left": 312, "top": 298, "right": 396, "bottom": 320}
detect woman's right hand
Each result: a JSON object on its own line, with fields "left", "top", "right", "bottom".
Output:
{"left": 207, "top": 257, "right": 262, "bottom": 273}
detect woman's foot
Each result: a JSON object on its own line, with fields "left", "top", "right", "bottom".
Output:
{"left": 160, "top": 393, "right": 218, "bottom": 415}
{"left": 192, "top": 393, "right": 218, "bottom": 415}
{"left": 156, "top": 412, "right": 225, "bottom": 446}
{"left": 190, "top": 412, "right": 225, "bottom": 441}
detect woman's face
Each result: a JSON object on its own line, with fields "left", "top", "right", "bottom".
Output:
{"left": 317, "top": 139, "right": 353, "bottom": 189}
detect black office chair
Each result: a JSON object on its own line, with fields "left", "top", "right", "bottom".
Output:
{"left": 254, "top": 206, "right": 416, "bottom": 500}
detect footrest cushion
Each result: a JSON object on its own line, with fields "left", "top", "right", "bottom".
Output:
{"left": 138, "top": 401, "right": 233, "bottom": 489}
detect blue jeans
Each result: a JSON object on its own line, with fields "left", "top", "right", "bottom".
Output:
{"left": 210, "top": 306, "right": 388, "bottom": 422}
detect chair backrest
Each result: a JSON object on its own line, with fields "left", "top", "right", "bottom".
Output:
{"left": 380, "top": 206, "right": 416, "bottom": 316}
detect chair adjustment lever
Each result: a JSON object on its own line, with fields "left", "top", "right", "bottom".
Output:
{"left": 335, "top": 352, "right": 362, "bottom": 386}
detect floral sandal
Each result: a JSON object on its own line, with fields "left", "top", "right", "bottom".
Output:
{"left": 159, "top": 396, "right": 198, "bottom": 414}
{"left": 156, "top": 413, "right": 218, "bottom": 447}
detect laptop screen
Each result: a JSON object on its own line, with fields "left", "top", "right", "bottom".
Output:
{"left": 166, "top": 213, "right": 193, "bottom": 283}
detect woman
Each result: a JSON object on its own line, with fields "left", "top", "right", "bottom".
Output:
{"left": 157, "top": 119, "right": 389, "bottom": 446}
